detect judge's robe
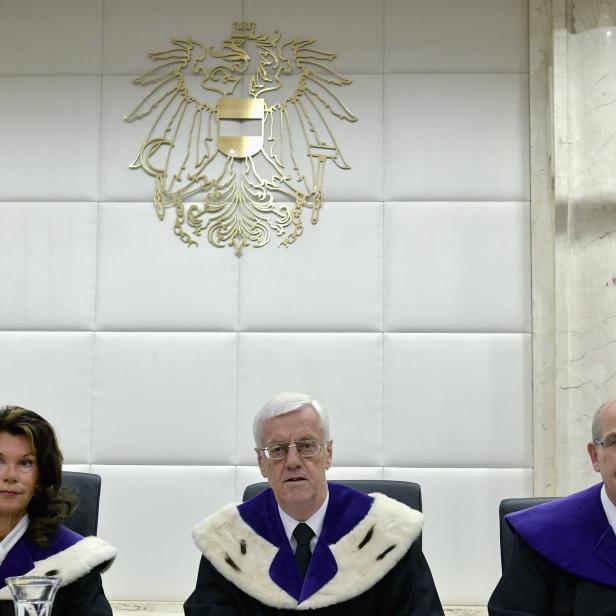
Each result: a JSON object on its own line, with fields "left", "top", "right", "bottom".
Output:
{"left": 184, "top": 482, "right": 444, "bottom": 615}
{"left": 0, "top": 525, "right": 116, "bottom": 616}
{"left": 488, "top": 483, "right": 616, "bottom": 616}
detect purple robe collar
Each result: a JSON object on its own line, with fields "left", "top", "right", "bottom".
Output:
{"left": 238, "top": 482, "right": 373, "bottom": 604}
{"left": 507, "top": 482, "right": 616, "bottom": 587}
{"left": 0, "top": 526, "right": 82, "bottom": 589}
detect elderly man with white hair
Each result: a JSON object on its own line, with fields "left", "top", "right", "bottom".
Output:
{"left": 184, "top": 392, "right": 443, "bottom": 614}
{"left": 489, "top": 399, "right": 616, "bottom": 615}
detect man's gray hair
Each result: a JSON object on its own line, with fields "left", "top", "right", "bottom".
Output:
{"left": 592, "top": 399, "right": 616, "bottom": 441}
{"left": 252, "top": 392, "right": 330, "bottom": 446}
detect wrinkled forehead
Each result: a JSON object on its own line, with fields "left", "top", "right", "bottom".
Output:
{"left": 599, "top": 402, "right": 616, "bottom": 438}
{"left": 260, "top": 406, "right": 323, "bottom": 443}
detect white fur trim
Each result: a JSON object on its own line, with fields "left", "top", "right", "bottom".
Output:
{"left": 193, "top": 493, "right": 423, "bottom": 609}
{"left": 299, "top": 493, "right": 423, "bottom": 609}
{"left": 193, "top": 503, "right": 298, "bottom": 609}
{"left": 0, "top": 536, "right": 116, "bottom": 600}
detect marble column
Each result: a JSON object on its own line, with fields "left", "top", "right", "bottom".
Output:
{"left": 532, "top": 0, "right": 616, "bottom": 495}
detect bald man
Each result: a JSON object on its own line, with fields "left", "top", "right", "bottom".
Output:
{"left": 488, "top": 399, "right": 616, "bottom": 615}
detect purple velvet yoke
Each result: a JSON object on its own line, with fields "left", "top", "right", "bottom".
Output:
{"left": 507, "top": 482, "right": 616, "bottom": 587}
{"left": 238, "top": 482, "right": 373, "bottom": 604}
{"left": 0, "top": 525, "right": 82, "bottom": 589}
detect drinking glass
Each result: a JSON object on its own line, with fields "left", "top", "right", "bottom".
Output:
{"left": 5, "top": 576, "right": 60, "bottom": 616}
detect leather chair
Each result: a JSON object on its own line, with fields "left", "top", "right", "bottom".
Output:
{"left": 243, "top": 479, "right": 423, "bottom": 547}
{"left": 499, "top": 496, "right": 557, "bottom": 571}
{"left": 61, "top": 471, "right": 102, "bottom": 536}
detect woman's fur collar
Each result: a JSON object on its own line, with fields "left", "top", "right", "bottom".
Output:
{"left": 0, "top": 536, "right": 116, "bottom": 600}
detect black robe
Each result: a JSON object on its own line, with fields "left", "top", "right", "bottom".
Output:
{"left": 488, "top": 533, "right": 616, "bottom": 616}
{"left": 184, "top": 483, "right": 443, "bottom": 615}
{"left": 489, "top": 484, "right": 616, "bottom": 615}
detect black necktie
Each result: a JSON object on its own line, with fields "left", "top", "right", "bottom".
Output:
{"left": 293, "top": 522, "right": 314, "bottom": 578}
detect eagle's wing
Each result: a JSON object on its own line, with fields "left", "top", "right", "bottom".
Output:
{"left": 248, "top": 36, "right": 357, "bottom": 230}
{"left": 124, "top": 38, "right": 245, "bottom": 221}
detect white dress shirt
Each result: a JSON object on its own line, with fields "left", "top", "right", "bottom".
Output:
{"left": 278, "top": 493, "right": 329, "bottom": 553}
{"left": 600, "top": 484, "right": 616, "bottom": 535}
{"left": 0, "top": 514, "right": 28, "bottom": 566}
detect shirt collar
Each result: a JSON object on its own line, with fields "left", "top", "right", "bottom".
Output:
{"left": 600, "top": 484, "right": 616, "bottom": 535}
{"left": 278, "top": 492, "right": 329, "bottom": 550}
{"left": 0, "top": 514, "right": 28, "bottom": 567}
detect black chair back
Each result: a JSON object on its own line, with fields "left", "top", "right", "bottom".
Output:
{"left": 243, "top": 479, "right": 422, "bottom": 546}
{"left": 499, "top": 496, "right": 557, "bottom": 571}
{"left": 61, "top": 471, "right": 101, "bottom": 536}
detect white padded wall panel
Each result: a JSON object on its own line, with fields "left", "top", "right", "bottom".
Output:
{"left": 325, "top": 466, "right": 385, "bottom": 481}
{"left": 0, "top": 77, "right": 101, "bottom": 201}
{"left": 236, "top": 333, "right": 383, "bottom": 466}
{"left": 384, "top": 74, "right": 529, "bottom": 201}
{"left": 0, "top": 332, "right": 93, "bottom": 463}
{"left": 63, "top": 464, "right": 92, "bottom": 474}
{"left": 96, "top": 203, "right": 239, "bottom": 331}
{"left": 385, "top": 0, "right": 528, "bottom": 73}
{"left": 384, "top": 333, "right": 532, "bottom": 467}
{"left": 0, "top": 203, "right": 97, "bottom": 331}
{"left": 235, "top": 465, "right": 265, "bottom": 501}
{"left": 385, "top": 202, "right": 531, "bottom": 332}
{"left": 385, "top": 467, "right": 533, "bottom": 605}
{"left": 92, "top": 333, "right": 237, "bottom": 464}
{"left": 94, "top": 465, "right": 236, "bottom": 600}
{"left": 243, "top": 0, "right": 383, "bottom": 74}
{"left": 0, "top": 0, "right": 103, "bottom": 75}
{"left": 103, "top": 0, "right": 243, "bottom": 75}
{"left": 239, "top": 203, "right": 382, "bottom": 332}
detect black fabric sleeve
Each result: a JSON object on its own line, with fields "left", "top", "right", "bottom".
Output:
{"left": 52, "top": 565, "right": 112, "bottom": 616}
{"left": 488, "top": 533, "right": 556, "bottom": 615}
{"left": 410, "top": 543, "right": 445, "bottom": 616}
{"left": 184, "top": 556, "right": 241, "bottom": 616}
{"left": 389, "top": 541, "right": 444, "bottom": 616}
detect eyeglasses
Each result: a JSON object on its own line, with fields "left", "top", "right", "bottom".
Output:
{"left": 594, "top": 436, "right": 616, "bottom": 450}
{"left": 257, "top": 440, "right": 325, "bottom": 460}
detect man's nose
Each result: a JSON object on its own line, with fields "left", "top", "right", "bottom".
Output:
{"left": 285, "top": 445, "right": 302, "bottom": 466}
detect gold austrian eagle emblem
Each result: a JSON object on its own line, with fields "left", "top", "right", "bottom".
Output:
{"left": 124, "top": 21, "right": 357, "bottom": 256}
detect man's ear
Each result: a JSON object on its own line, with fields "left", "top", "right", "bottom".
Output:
{"left": 257, "top": 450, "right": 268, "bottom": 478}
{"left": 588, "top": 441, "right": 600, "bottom": 472}
{"left": 325, "top": 439, "right": 333, "bottom": 470}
